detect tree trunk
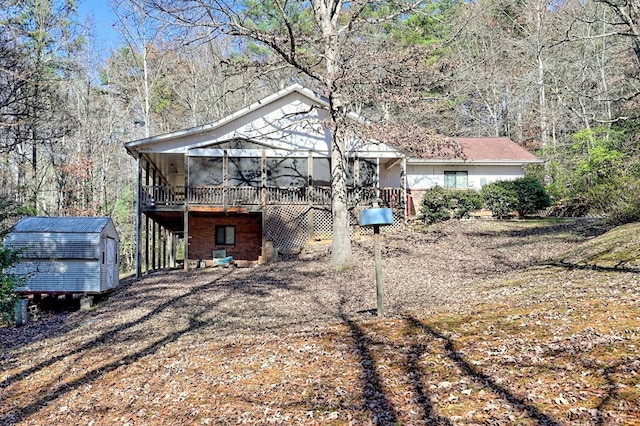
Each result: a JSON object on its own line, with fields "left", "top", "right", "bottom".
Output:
{"left": 330, "top": 126, "right": 352, "bottom": 268}
{"left": 314, "top": 0, "right": 353, "bottom": 268}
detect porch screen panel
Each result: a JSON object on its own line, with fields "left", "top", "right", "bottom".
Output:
{"left": 267, "top": 158, "right": 308, "bottom": 187}
{"left": 345, "top": 159, "right": 377, "bottom": 187}
{"left": 228, "top": 157, "right": 261, "bottom": 187}
{"left": 358, "top": 159, "right": 377, "bottom": 187}
{"left": 312, "top": 158, "right": 331, "bottom": 187}
{"left": 189, "top": 157, "right": 223, "bottom": 186}
{"left": 346, "top": 159, "right": 355, "bottom": 187}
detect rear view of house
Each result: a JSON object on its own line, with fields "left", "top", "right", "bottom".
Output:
{"left": 4, "top": 217, "right": 120, "bottom": 294}
{"left": 124, "top": 84, "right": 542, "bottom": 276}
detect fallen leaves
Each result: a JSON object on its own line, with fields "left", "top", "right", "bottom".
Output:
{"left": 1, "top": 219, "right": 640, "bottom": 425}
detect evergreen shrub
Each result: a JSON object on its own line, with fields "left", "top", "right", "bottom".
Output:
{"left": 421, "top": 186, "right": 483, "bottom": 224}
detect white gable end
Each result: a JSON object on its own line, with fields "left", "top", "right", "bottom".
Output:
{"left": 126, "top": 86, "right": 401, "bottom": 158}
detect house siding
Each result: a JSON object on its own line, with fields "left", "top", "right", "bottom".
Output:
{"left": 406, "top": 164, "right": 527, "bottom": 217}
{"left": 407, "top": 164, "right": 525, "bottom": 190}
{"left": 189, "top": 213, "right": 262, "bottom": 261}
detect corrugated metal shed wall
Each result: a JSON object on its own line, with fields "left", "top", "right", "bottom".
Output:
{"left": 5, "top": 233, "right": 101, "bottom": 259}
{"left": 10, "top": 260, "right": 101, "bottom": 293}
{"left": 4, "top": 217, "right": 119, "bottom": 294}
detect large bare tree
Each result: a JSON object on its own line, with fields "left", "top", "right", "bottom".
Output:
{"left": 146, "top": 0, "right": 453, "bottom": 268}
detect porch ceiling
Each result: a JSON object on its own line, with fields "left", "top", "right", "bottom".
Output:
{"left": 144, "top": 152, "right": 185, "bottom": 186}
{"left": 144, "top": 210, "right": 184, "bottom": 233}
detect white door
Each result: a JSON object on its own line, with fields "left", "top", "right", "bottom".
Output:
{"left": 105, "top": 237, "right": 117, "bottom": 289}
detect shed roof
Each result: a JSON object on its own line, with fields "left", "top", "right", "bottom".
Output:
{"left": 11, "top": 217, "right": 113, "bottom": 234}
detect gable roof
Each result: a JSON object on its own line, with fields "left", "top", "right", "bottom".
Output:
{"left": 124, "top": 85, "right": 539, "bottom": 170}
{"left": 124, "top": 84, "right": 326, "bottom": 154}
{"left": 408, "top": 137, "right": 541, "bottom": 164}
{"left": 123, "top": 84, "right": 403, "bottom": 186}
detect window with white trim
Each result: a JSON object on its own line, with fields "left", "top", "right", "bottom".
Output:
{"left": 444, "top": 171, "right": 468, "bottom": 189}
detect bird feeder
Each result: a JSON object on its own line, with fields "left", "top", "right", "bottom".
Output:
{"left": 359, "top": 202, "right": 393, "bottom": 316}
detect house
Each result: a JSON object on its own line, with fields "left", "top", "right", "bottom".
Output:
{"left": 4, "top": 217, "right": 120, "bottom": 294}
{"left": 405, "top": 137, "right": 543, "bottom": 214}
{"left": 124, "top": 85, "right": 541, "bottom": 275}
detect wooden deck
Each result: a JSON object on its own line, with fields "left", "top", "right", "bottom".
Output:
{"left": 141, "top": 186, "right": 403, "bottom": 211}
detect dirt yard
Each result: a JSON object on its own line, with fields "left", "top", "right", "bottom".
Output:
{"left": 1, "top": 219, "right": 639, "bottom": 425}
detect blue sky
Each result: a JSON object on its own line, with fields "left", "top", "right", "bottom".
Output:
{"left": 78, "top": 0, "right": 120, "bottom": 50}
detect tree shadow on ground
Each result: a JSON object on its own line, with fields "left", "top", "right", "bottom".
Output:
{"left": 403, "top": 315, "right": 562, "bottom": 426}
{"left": 340, "top": 312, "right": 400, "bottom": 425}
{"left": 545, "top": 260, "right": 640, "bottom": 273}
{"left": 465, "top": 218, "right": 611, "bottom": 240}
{"left": 1, "top": 268, "right": 300, "bottom": 423}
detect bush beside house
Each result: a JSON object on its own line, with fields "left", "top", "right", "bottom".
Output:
{"left": 421, "top": 177, "right": 551, "bottom": 224}
{"left": 421, "top": 186, "right": 484, "bottom": 223}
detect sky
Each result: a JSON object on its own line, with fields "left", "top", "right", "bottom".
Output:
{"left": 77, "top": 0, "right": 120, "bottom": 51}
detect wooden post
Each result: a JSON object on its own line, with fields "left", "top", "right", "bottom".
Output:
{"left": 144, "top": 160, "right": 150, "bottom": 274}
{"left": 135, "top": 154, "right": 142, "bottom": 280}
{"left": 151, "top": 220, "right": 156, "bottom": 271}
{"left": 152, "top": 169, "right": 157, "bottom": 271}
{"left": 169, "top": 231, "right": 175, "bottom": 268}
{"left": 401, "top": 157, "right": 407, "bottom": 228}
{"left": 375, "top": 157, "right": 380, "bottom": 200}
{"left": 161, "top": 227, "right": 166, "bottom": 269}
{"left": 374, "top": 224, "right": 383, "bottom": 316}
{"left": 223, "top": 149, "right": 228, "bottom": 212}
{"left": 308, "top": 151, "right": 314, "bottom": 240}
{"left": 184, "top": 152, "right": 190, "bottom": 271}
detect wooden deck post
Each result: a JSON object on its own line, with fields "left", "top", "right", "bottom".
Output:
{"left": 307, "top": 152, "right": 314, "bottom": 240}
{"left": 184, "top": 152, "right": 190, "bottom": 271}
{"left": 144, "top": 160, "right": 150, "bottom": 274}
{"left": 169, "top": 231, "right": 175, "bottom": 268}
{"left": 135, "top": 154, "right": 142, "bottom": 280}
{"left": 223, "top": 150, "right": 228, "bottom": 212}
{"left": 401, "top": 157, "right": 407, "bottom": 228}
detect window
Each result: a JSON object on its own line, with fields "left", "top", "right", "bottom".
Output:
{"left": 215, "top": 226, "right": 235, "bottom": 245}
{"left": 444, "top": 171, "right": 468, "bottom": 189}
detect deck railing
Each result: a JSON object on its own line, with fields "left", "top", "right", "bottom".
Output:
{"left": 141, "top": 185, "right": 403, "bottom": 208}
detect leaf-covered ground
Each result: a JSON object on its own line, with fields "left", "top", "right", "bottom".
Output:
{"left": 1, "top": 219, "right": 639, "bottom": 425}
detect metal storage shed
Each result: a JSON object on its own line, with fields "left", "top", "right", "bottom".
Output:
{"left": 4, "top": 217, "right": 120, "bottom": 294}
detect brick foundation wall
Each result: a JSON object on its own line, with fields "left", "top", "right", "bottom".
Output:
{"left": 189, "top": 213, "right": 262, "bottom": 261}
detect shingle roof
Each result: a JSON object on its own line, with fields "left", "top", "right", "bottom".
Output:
{"left": 408, "top": 137, "right": 540, "bottom": 162}
{"left": 455, "top": 137, "right": 539, "bottom": 161}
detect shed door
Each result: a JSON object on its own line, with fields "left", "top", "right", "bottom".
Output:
{"left": 105, "top": 237, "right": 117, "bottom": 289}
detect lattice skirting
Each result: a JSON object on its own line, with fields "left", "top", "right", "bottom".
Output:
{"left": 264, "top": 205, "right": 405, "bottom": 252}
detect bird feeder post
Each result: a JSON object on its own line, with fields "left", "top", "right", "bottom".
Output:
{"left": 359, "top": 201, "right": 393, "bottom": 317}
{"left": 373, "top": 223, "right": 383, "bottom": 316}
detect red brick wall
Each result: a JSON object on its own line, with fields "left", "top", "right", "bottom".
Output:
{"left": 189, "top": 213, "right": 262, "bottom": 261}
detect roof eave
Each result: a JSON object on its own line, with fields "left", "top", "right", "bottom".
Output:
{"left": 407, "top": 158, "right": 543, "bottom": 165}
